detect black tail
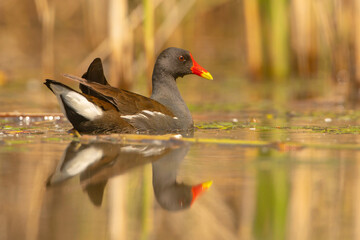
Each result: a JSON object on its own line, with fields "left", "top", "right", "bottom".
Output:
{"left": 44, "top": 79, "right": 73, "bottom": 94}
{"left": 44, "top": 79, "right": 54, "bottom": 92}
{"left": 80, "top": 58, "right": 109, "bottom": 97}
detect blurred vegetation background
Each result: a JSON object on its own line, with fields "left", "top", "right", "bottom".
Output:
{"left": 1, "top": 0, "right": 360, "bottom": 110}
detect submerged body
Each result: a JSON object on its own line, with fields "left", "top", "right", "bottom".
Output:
{"left": 44, "top": 48, "right": 212, "bottom": 135}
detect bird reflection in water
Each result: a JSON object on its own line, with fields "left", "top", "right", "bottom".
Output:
{"left": 47, "top": 139, "right": 212, "bottom": 211}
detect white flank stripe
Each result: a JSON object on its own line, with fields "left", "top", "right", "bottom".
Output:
{"left": 143, "top": 110, "right": 166, "bottom": 117}
{"left": 142, "top": 110, "right": 156, "bottom": 116}
{"left": 121, "top": 114, "right": 144, "bottom": 120}
{"left": 51, "top": 84, "right": 103, "bottom": 120}
{"left": 138, "top": 113, "right": 148, "bottom": 119}
{"left": 121, "top": 110, "right": 169, "bottom": 120}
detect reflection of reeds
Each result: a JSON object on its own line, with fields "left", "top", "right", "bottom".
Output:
{"left": 287, "top": 165, "right": 311, "bottom": 240}
{"left": 109, "top": 175, "right": 127, "bottom": 239}
{"left": 140, "top": 165, "right": 153, "bottom": 240}
{"left": 355, "top": 153, "right": 360, "bottom": 240}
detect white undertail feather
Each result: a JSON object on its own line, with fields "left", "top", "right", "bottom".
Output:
{"left": 49, "top": 146, "right": 103, "bottom": 184}
{"left": 50, "top": 83, "right": 103, "bottom": 120}
{"left": 63, "top": 147, "right": 104, "bottom": 175}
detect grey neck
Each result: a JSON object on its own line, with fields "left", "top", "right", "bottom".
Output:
{"left": 150, "top": 67, "right": 193, "bottom": 127}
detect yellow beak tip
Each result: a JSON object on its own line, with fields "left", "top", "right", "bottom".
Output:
{"left": 201, "top": 72, "right": 213, "bottom": 80}
{"left": 202, "top": 180, "right": 213, "bottom": 189}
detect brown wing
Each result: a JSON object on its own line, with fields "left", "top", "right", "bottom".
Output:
{"left": 63, "top": 74, "right": 174, "bottom": 117}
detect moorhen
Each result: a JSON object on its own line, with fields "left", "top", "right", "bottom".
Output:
{"left": 44, "top": 47, "right": 213, "bottom": 134}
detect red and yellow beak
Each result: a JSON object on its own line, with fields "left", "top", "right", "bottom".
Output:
{"left": 190, "top": 53, "right": 213, "bottom": 80}
{"left": 191, "top": 180, "right": 213, "bottom": 205}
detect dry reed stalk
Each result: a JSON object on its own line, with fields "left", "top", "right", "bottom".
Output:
{"left": 35, "top": 0, "right": 55, "bottom": 78}
{"left": 291, "top": 0, "right": 312, "bottom": 76}
{"left": 83, "top": 0, "right": 106, "bottom": 47}
{"left": 155, "top": 0, "right": 196, "bottom": 53}
{"left": 143, "top": 0, "right": 155, "bottom": 94}
{"left": 108, "top": 0, "right": 133, "bottom": 89}
{"left": 333, "top": 0, "right": 350, "bottom": 75}
{"left": 313, "top": 0, "right": 334, "bottom": 72}
{"left": 243, "top": 0, "right": 263, "bottom": 79}
{"left": 338, "top": 0, "right": 359, "bottom": 102}
{"left": 77, "top": 0, "right": 166, "bottom": 80}
{"left": 354, "top": 0, "right": 360, "bottom": 85}
{"left": 270, "top": 0, "right": 289, "bottom": 80}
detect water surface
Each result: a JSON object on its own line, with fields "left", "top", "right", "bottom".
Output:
{"left": 2, "top": 110, "right": 360, "bottom": 240}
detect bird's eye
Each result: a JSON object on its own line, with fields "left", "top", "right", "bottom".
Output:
{"left": 178, "top": 56, "right": 185, "bottom": 62}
